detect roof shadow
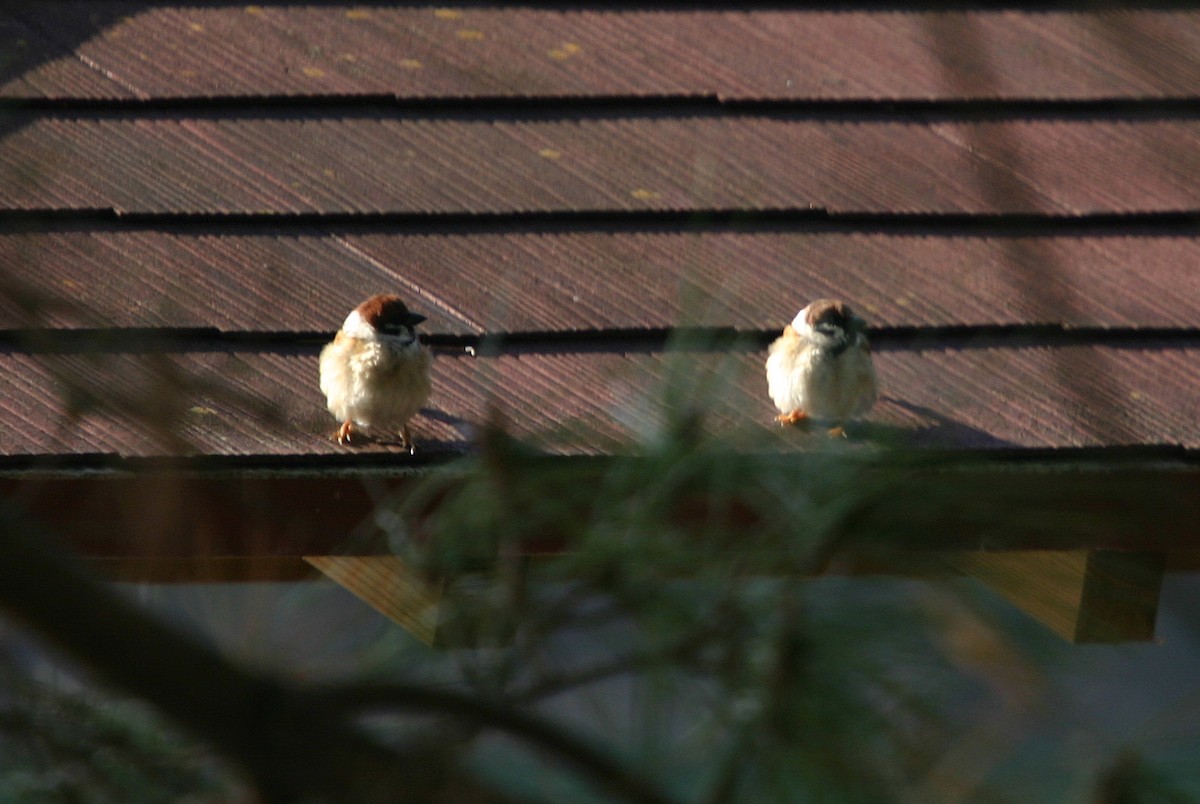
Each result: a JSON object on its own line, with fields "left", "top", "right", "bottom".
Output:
{"left": 0, "top": 4, "right": 143, "bottom": 98}
{"left": 874, "top": 397, "right": 1022, "bottom": 450}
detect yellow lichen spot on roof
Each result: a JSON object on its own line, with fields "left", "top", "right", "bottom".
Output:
{"left": 549, "top": 42, "right": 582, "bottom": 60}
{"left": 336, "top": 53, "right": 359, "bottom": 63}
{"left": 631, "top": 189, "right": 661, "bottom": 201}
{"left": 302, "top": 66, "right": 326, "bottom": 78}
{"left": 244, "top": 5, "right": 264, "bottom": 15}
{"left": 188, "top": 22, "right": 204, "bottom": 33}
{"left": 456, "top": 29, "right": 485, "bottom": 40}
{"left": 434, "top": 9, "right": 462, "bottom": 20}
{"left": 1129, "top": 390, "right": 1144, "bottom": 401}
{"left": 399, "top": 59, "right": 423, "bottom": 70}
{"left": 189, "top": 406, "right": 217, "bottom": 416}
{"left": 345, "top": 9, "right": 371, "bottom": 20}
{"left": 179, "top": 69, "right": 197, "bottom": 78}
{"left": 538, "top": 148, "right": 563, "bottom": 160}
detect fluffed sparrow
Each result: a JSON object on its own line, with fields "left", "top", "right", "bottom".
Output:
{"left": 319, "top": 294, "right": 432, "bottom": 450}
{"left": 765, "top": 299, "right": 877, "bottom": 432}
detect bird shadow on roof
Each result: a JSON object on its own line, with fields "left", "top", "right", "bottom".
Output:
{"left": 873, "top": 397, "right": 1020, "bottom": 450}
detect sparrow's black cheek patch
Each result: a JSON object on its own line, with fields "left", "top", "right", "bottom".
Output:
{"left": 827, "top": 333, "right": 852, "bottom": 358}
{"left": 806, "top": 298, "right": 848, "bottom": 330}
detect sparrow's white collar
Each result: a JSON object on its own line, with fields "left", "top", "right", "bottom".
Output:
{"left": 341, "top": 309, "right": 377, "bottom": 340}
{"left": 790, "top": 306, "right": 812, "bottom": 335}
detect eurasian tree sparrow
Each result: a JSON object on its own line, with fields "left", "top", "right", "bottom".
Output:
{"left": 319, "top": 294, "right": 432, "bottom": 450}
{"left": 765, "top": 299, "right": 877, "bottom": 431}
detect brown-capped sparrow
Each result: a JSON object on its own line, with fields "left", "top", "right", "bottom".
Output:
{"left": 765, "top": 299, "right": 877, "bottom": 433}
{"left": 319, "top": 294, "right": 432, "bottom": 450}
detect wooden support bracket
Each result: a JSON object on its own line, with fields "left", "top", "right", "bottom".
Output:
{"left": 304, "top": 556, "right": 442, "bottom": 645}
{"left": 951, "top": 550, "right": 1165, "bottom": 643}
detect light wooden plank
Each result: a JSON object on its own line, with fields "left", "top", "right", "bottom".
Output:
{"left": 305, "top": 556, "right": 441, "bottom": 644}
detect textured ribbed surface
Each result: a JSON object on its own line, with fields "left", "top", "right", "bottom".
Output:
{"left": 3, "top": 230, "right": 1200, "bottom": 333}
{"left": 0, "top": 3, "right": 1197, "bottom": 463}
{"left": 0, "top": 229, "right": 479, "bottom": 333}
{"left": 0, "top": 345, "right": 1196, "bottom": 459}
{"left": 2, "top": 117, "right": 1199, "bottom": 215}
{"left": 5, "top": 7, "right": 1200, "bottom": 100}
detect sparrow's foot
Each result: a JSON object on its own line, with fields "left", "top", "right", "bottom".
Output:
{"left": 775, "top": 410, "right": 809, "bottom": 426}
{"left": 333, "top": 420, "right": 356, "bottom": 445}
{"left": 827, "top": 425, "right": 847, "bottom": 438}
{"left": 400, "top": 424, "right": 416, "bottom": 456}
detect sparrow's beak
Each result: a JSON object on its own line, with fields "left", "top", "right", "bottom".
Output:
{"left": 405, "top": 313, "right": 427, "bottom": 326}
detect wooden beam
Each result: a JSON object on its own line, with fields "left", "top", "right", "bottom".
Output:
{"left": 6, "top": 461, "right": 1196, "bottom": 645}
{"left": 1075, "top": 551, "right": 1164, "bottom": 643}
{"left": 3, "top": 461, "right": 1198, "bottom": 558}
{"left": 1, "top": 474, "right": 389, "bottom": 558}
{"left": 296, "top": 550, "right": 1168, "bottom": 646}
{"left": 950, "top": 550, "right": 1164, "bottom": 643}
{"left": 80, "top": 548, "right": 1171, "bottom": 645}
{"left": 79, "top": 546, "right": 1175, "bottom": 645}
{"left": 304, "top": 556, "right": 441, "bottom": 644}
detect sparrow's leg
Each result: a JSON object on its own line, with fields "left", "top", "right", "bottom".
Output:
{"left": 334, "top": 420, "right": 356, "bottom": 445}
{"left": 775, "top": 409, "right": 809, "bottom": 426}
{"left": 827, "top": 425, "right": 847, "bottom": 438}
{"left": 400, "top": 423, "right": 415, "bottom": 455}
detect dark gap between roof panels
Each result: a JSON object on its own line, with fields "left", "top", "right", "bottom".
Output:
{"left": 5, "top": 95, "right": 1200, "bottom": 123}
{"left": 2, "top": 444, "right": 1199, "bottom": 477}
{"left": 38, "top": 1, "right": 1200, "bottom": 7}
{"left": 1, "top": 325, "right": 1198, "bottom": 356}
{"left": 3, "top": 209, "right": 1200, "bottom": 237}
{"left": 436, "top": 326, "right": 1200, "bottom": 355}
{"left": 38, "top": 1, "right": 1200, "bottom": 8}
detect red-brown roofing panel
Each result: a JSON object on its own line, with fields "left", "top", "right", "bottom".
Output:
{"left": 1, "top": 117, "right": 1198, "bottom": 215}
{"left": 0, "top": 345, "right": 1196, "bottom": 459}
{"left": 3, "top": 230, "right": 1199, "bottom": 333}
{"left": 6, "top": 7, "right": 1200, "bottom": 101}
{"left": 339, "top": 231, "right": 1200, "bottom": 333}
{"left": 0, "top": 229, "right": 479, "bottom": 334}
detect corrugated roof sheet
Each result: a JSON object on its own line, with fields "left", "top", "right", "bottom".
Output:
{"left": 3, "top": 230, "right": 1200, "bottom": 333}
{"left": 1, "top": 116, "right": 1198, "bottom": 215}
{"left": 5, "top": 7, "right": 1200, "bottom": 100}
{"left": 0, "top": 3, "right": 1196, "bottom": 464}
{"left": 0, "top": 345, "right": 1196, "bottom": 460}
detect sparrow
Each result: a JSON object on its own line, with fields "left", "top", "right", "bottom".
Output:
{"left": 319, "top": 294, "right": 432, "bottom": 450}
{"left": 765, "top": 299, "right": 877, "bottom": 432}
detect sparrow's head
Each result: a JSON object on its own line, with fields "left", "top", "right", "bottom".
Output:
{"left": 343, "top": 294, "right": 426, "bottom": 343}
{"left": 791, "top": 299, "right": 867, "bottom": 353}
